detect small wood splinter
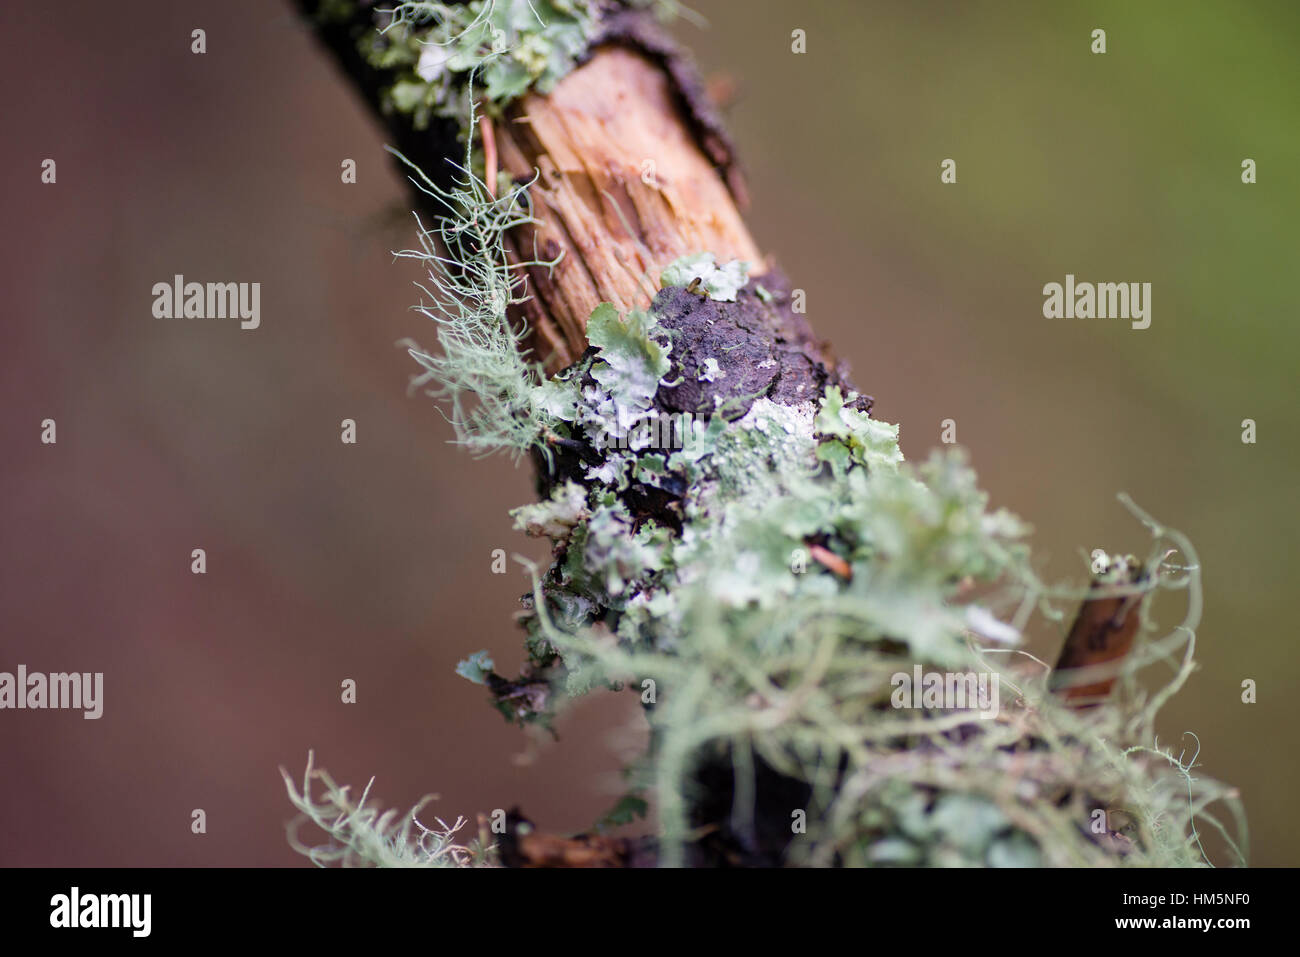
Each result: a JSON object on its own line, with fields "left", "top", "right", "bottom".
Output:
{"left": 479, "top": 114, "right": 497, "bottom": 198}
{"left": 1049, "top": 554, "right": 1148, "bottom": 707}
{"left": 808, "top": 543, "right": 853, "bottom": 582}
{"left": 500, "top": 809, "right": 654, "bottom": 868}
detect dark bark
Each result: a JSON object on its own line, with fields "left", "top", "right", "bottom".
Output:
{"left": 292, "top": 0, "right": 465, "bottom": 195}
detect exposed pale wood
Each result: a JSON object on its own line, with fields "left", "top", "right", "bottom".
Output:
{"left": 499, "top": 46, "right": 764, "bottom": 370}
{"left": 1049, "top": 560, "right": 1147, "bottom": 707}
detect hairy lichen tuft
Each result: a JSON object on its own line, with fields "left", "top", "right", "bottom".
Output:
{"left": 281, "top": 751, "right": 492, "bottom": 867}
{"left": 389, "top": 120, "right": 565, "bottom": 459}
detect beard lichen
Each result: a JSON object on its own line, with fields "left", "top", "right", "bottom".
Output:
{"left": 389, "top": 132, "right": 565, "bottom": 459}
{"left": 281, "top": 750, "right": 492, "bottom": 867}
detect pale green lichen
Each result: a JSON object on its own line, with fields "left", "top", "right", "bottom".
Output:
{"left": 511, "top": 479, "right": 589, "bottom": 540}
{"left": 660, "top": 251, "right": 751, "bottom": 302}
{"left": 389, "top": 127, "right": 566, "bottom": 459}
{"left": 454, "top": 649, "right": 497, "bottom": 685}
{"left": 586, "top": 303, "right": 673, "bottom": 409}
{"left": 814, "top": 384, "right": 904, "bottom": 475}
{"left": 366, "top": 0, "right": 599, "bottom": 131}
{"left": 281, "top": 750, "right": 491, "bottom": 867}
{"left": 354, "top": 0, "right": 704, "bottom": 141}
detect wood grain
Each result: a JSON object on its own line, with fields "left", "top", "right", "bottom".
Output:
{"left": 499, "top": 47, "right": 764, "bottom": 370}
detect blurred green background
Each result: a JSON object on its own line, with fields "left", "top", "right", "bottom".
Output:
{"left": 0, "top": 0, "right": 1294, "bottom": 866}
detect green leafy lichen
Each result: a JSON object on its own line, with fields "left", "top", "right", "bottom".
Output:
{"left": 364, "top": 0, "right": 598, "bottom": 133}
{"left": 585, "top": 303, "right": 673, "bottom": 412}
{"left": 814, "top": 384, "right": 904, "bottom": 475}
{"left": 454, "top": 649, "right": 497, "bottom": 685}
{"left": 511, "top": 480, "right": 588, "bottom": 540}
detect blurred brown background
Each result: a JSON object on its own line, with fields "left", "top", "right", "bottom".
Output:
{"left": 0, "top": 0, "right": 1295, "bottom": 866}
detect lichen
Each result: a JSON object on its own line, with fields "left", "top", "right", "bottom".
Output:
{"left": 281, "top": 751, "right": 492, "bottom": 867}
{"left": 660, "top": 251, "right": 751, "bottom": 302}
{"left": 361, "top": 0, "right": 600, "bottom": 133}
{"left": 385, "top": 135, "right": 1243, "bottom": 867}
{"left": 388, "top": 130, "right": 565, "bottom": 459}
{"left": 452, "top": 284, "right": 1245, "bottom": 867}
